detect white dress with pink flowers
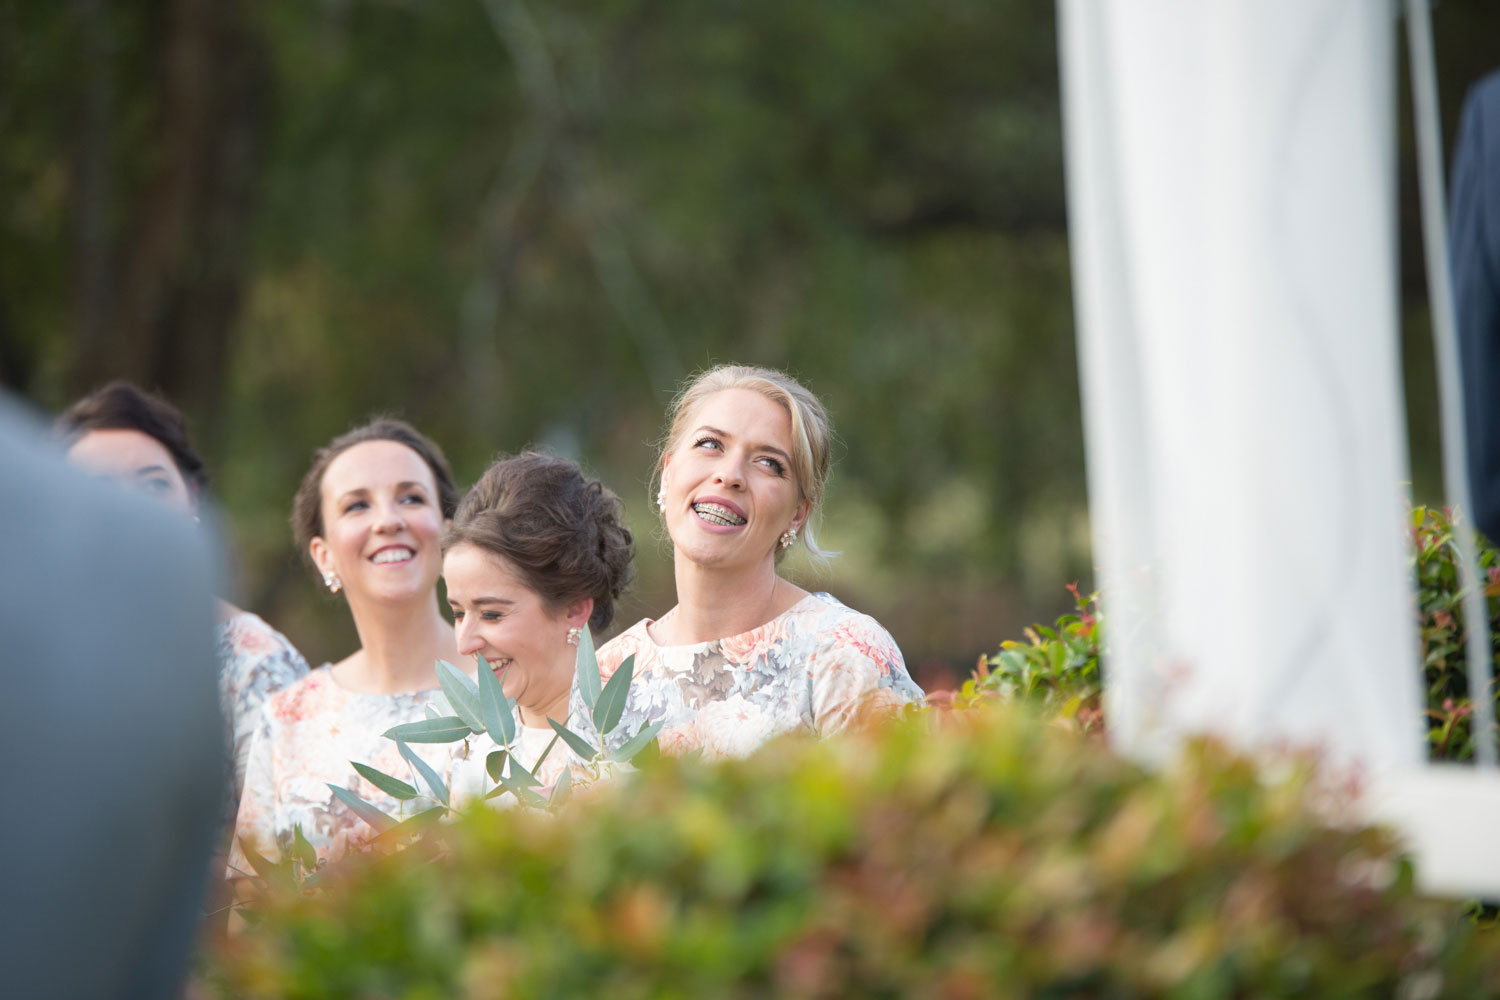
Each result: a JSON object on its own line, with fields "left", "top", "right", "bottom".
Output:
{"left": 215, "top": 609, "right": 309, "bottom": 834}
{"left": 228, "top": 669, "right": 490, "bottom": 875}
{"left": 575, "top": 592, "right": 923, "bottom": 760}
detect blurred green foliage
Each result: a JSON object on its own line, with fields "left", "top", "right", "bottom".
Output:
{"left": 963, "top": 581, "right": 1103, "bottom": 736}
{"left": 959, "top": 509, "right": 1500, "bottom": 762}
{"left": 1, "top": 0, "right": 1084, "bottom": 681}
{"left": 204, "top": 699, "right": 1500, "bottom": 998}
{"left": 1411, "top": 505, "right": 1500, "bottom": 761}
{"left": 5, "top": 1, "right": 1500, "bottom": 682}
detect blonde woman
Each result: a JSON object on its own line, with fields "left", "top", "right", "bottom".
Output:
{"left": 577, "top": 365, "right": 923, "bottom": 759}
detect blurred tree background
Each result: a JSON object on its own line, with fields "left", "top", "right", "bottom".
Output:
{"left": 3, "top": 1, "right": 1497, "bottom": 687}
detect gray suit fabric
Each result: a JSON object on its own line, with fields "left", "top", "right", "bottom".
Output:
{"left": 0, "top": 396, "right": 223, "bottom": 998}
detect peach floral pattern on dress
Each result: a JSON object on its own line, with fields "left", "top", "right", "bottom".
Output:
{"left": 572, "top": 592, "right": 922, "bottom": 761}
{"left": 215, "top": 610, "right": 309, "bottom": 842}
{"left": 228, "top": 669, "right": 489, "bottom": 874}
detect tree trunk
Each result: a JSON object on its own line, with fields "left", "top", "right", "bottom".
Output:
{"left": 71, "top": 0, "right": 267, "bottom": 442}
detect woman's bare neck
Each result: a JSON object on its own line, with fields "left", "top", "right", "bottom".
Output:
{"left": 332, "top": 596, "right": 460, "bottom": 695}
{"left": 654, "top": 556, "right": 807, "bottom": 646}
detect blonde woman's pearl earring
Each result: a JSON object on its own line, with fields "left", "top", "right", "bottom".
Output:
{"left": 779, "top": 528, "right": 797, "bottom": 550}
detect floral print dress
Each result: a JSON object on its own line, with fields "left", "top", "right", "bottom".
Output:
{"left": 215, "top": 608, "right": 309, "bottom": 837}
{"left": 228, "top": 669, "right": 491, "bottom": 874}
{"left": 573, "top": 592, "right": 924, "bottom": 760}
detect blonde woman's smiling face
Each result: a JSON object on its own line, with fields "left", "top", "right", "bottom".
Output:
{"left": 661, "top": 388, "right": 809, "bottom": 574}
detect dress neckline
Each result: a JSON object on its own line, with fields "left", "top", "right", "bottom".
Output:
{"left": 640, "top": 592, "right": 826, "bottom": 652}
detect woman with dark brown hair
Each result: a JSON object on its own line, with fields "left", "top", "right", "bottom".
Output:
{"left": 229, "top": 418, "right": 469, "bottom": 871}
{"left": 57, "top": 381, "right": 310, "bottom": 836}
{"left": 442, "top": 452, "right": 634, "bottom": 785}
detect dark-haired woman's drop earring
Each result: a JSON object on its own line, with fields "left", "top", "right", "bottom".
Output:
{"left": 322, "top": 570, "right": 343, "bottom": 594}
{"left": 566, "top": 626, "right": 582, "bottom": 647}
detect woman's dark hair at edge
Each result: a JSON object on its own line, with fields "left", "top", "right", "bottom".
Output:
{"left": 54, "top": 380, "right": 210, "bottom": 494}
{"left": 291, "top": 418, "right": 460, "bottom": 577}
{"left": 444, "top": 452, "right": 634, "bottom": 633}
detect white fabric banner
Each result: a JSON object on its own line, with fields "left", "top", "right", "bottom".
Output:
{"left": 1059, "top": 0, "right": 1425, "bottom": 772}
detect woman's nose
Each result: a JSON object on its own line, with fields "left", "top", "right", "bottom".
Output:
{"left": 372, "top": 500, "right": 405, "bottom": 532}
{"left": 455, "top": 618, "right": 482, "bottom": 655}
{"left": 714, "top": 455, "right": 747, "bottom": 489}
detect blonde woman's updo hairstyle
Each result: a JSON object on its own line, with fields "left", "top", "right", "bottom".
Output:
{"left": 655, "top": 364, "right": 834, "bottom": 563}
{"left": 291, "top": 418, "right": 460, "bottom": 578}
{"left": 444, "top": 452, "right": 634, "bottom": 633}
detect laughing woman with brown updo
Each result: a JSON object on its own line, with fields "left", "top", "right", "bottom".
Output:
{"left": 442, "top": 451, "right": 634, "bottom": 787}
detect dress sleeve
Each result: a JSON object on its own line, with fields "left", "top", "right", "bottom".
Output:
{"left": 220, "top": 622, "right": 310, "bottom": 810}
{"left": 226, "top": 709, "right": 280, "bottom": 878}
{"left": 808, "top": 615, "right": 924, "bottom": 736}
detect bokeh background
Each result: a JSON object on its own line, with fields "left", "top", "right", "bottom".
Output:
{"left": 4, "top": 1, "right": 1499, "bottom": 687}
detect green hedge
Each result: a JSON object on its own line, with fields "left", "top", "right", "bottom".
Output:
{"left": 960, "top": 507, "right": 1500, "bottom": 761}
{"left": 206, "top": 702, "right": 1500, "bottom": 998}
{"left": 1412, "top": 505, "right": 1500, "bottom": 760}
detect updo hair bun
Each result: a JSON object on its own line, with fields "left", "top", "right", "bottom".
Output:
{"left": 444, "top": 452, "right": 634, "bottom": 632}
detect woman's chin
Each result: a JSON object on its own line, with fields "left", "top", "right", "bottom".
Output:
{"left": 673, "top": 538, "right": 771, "bottom": 575}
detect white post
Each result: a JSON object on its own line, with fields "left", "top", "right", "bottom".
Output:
{"left": 1058, "top": 0, "right": 1425, "bottom": 774}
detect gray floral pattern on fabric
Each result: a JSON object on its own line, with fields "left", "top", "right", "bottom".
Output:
{"left": 215, "top": 609, "right": 310, "bottom": 840}
{"left": 572, "top": 592, "right": 923, "bottom": 760}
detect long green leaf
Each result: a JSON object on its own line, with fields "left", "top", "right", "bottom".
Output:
{"left": 237, "top": 839, "right": 293, "bottom": 889}
{"left": 383, "top": 716, "right": 472, "bottom": 743}
{"left": 352, "top": 761, "right": 419, "bottom": 800}
{"left": 291, "top": 824, "right": 319, "bottom": 873}
{"left": 328, "top": 783, "right": 397, "bottom": 833}
{"left": 547, "top": 766, "right": 573, "bottom": 807}
{"left": 371, "top": 806, "right": 447, "bottom": 846}
{"left": 436, "top": 659, "right": 486, "bottom": 733}
{"left": 485, "top": 749, "right": 508, "bottom": 783}
{"left": 575, "top": 624, "right": 601, "bottom": 710}
{"left": 397, "top": 740, "right": 448, "bottom": 807}
{"left": 476, "top": 652, "right": 517, "bottom": 745}
{"left": 548, "top": 717, "right": 599, "bottom": 761}
{"left": 499, "top": 770, "right": 546, "bottom": 807}
{"left": 592, "top": 653, "right": 635, "bottom": 735}
{"left": 605, "top": 718, "right": 666, "bottom": 764}
{"left": 506, "top": 755, "right": 541, "bottom": 788}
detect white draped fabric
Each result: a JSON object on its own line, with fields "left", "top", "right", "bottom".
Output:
{"left": 1058, "top": 0, "right": 1425, "bottom": 772}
